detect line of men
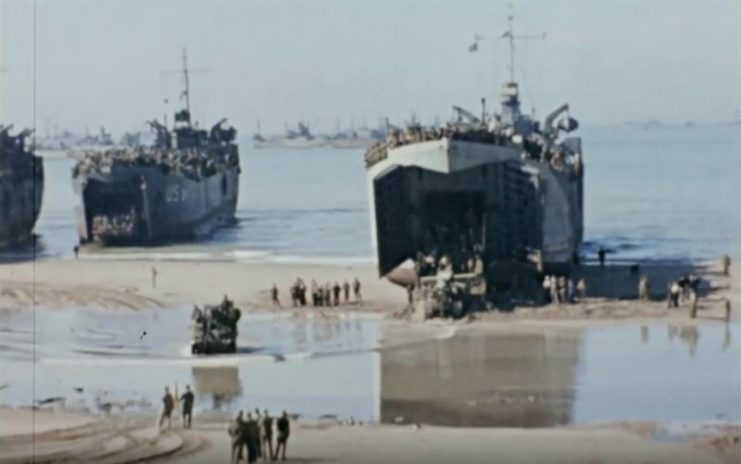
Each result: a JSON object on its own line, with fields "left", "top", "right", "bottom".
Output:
{"left": 271, "top": 278, "right": 362, "bottom": 308}
{"left": 229, "top": 409, "right": 291, "bottom": 463}
{"left": 542, "top": 275, "right": 587, "bottom": 304}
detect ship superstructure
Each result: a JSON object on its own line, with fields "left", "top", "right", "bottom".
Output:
{"left": 72, "top": 52, "right": 240, "bottom": 245}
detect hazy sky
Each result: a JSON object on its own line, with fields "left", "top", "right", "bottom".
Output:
{"left": 1, "top": 0, "right": 739, "bottom": 135}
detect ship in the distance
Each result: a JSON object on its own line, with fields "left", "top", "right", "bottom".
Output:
{"left": 0, "top": 125, "right": 44, "bottom": 248}
{"left": 364, "top": 17, "right": 584, "bottom": 310}
{"left": 72, "top": 51, "right": 240, "bottom": 246}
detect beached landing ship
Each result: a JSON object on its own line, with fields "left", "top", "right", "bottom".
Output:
{"left": 0, "top": 125, "right": 44, "bottom": 248}
{"left": 365, "top": 20, "right": 583, "bottom": 311}
{"left": 72, "top": 53, "right": 240, "bottom": 245}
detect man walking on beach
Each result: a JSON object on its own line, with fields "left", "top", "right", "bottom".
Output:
{"left": 333, "top": 281, "right": 341, "bottom": 306}
{"left": 598, "top": 247, "right": 606, "bottom": 267}
{"left": 343, "top": 280, "right": 350, "bottom": 303}
{"left": 229, "top": 411, "right": 245, "bottom": 464}
{"left": 271, "top": 284, "right": 281, "bottom": 308}
{"left": 576, "top": 277, "right": 587, "bottom": 302}
{"left": 353, "top": 277, "right": 362, "bottom": 302}
{"left": 722, "top": 254, "right": 732, "bottom": 276}
{"left": 159, "top": 386, "right": 174, "bottom": 431}
{"left": 151, "top": 266, "right": 158, "bottom": 289}
{"left": 638, "top": 275, "right": 650, "bottom": 301}
{"left": 262, "top": 409, "right": 274, "bottom": 462}
{"left": 180, "top": 384, "right": 194, "bottom": 429}
{"left": 275, "top": 411, "right": 290, "bottom": 461}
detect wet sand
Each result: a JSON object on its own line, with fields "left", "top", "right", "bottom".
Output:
{"left": 0, "top": 257, "right": 738, "bottom": 463}
{"left": 1, "top": 407, "right": 739, "bottom": 464}
{"left": 0, "top": 257, "right": 736, "bottom": 322}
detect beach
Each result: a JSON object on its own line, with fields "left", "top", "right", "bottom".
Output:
{"left": 0, "top": 256, "right": 739, "bottom": 463}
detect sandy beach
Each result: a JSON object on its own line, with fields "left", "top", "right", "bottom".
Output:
{"left": 0, "top": 256, "right": 738, "bottom": 463}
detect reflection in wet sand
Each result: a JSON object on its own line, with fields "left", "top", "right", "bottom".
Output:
{"left": 192, "top": 366, "right": 243, "bottom": 410}
{"left": 380, "top": 332, "right": 582, "bottom": 427}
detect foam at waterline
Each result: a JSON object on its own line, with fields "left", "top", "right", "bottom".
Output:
{"left": 265, "top": 254, "right": 374, "bottom": 266}
{"left": 37, "top": 350, "right": 279, "bottom": 366}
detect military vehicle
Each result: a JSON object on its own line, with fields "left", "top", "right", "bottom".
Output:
{"left": 191, "top": 297, "right": 241, "bottom": 355}
{"left": 71, "top": 51, "right": 240, "bottom": 245}
{"left": 0, "top": 125, "right": 44, "bottom": 248}
{"left": 365, "top": 18, "right": 583, "bottom": 317}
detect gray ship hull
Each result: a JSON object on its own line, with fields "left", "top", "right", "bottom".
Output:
{"left": 367, "top": 138, "right": 583, "bottom": 277}
{"left": 73, "top": 164, "right": 239, "bottom": 245}
{"left": 0, "top": 165, "right": 44, "bottom": 248}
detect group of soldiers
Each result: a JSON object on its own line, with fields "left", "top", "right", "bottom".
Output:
{"left": 229, "top": 409, "right": 291, "bottom": 463}
{"left": 158, "top": 385, "right": 195, "bottom": 431}
{"left": 272, "top": 278, "right": 362, "bottom": 308}
{"left": 542, "top": 275, "right": 587, "bottom": 304}
{"left": 72, "top": 146, "right": 238, "bottom": 180}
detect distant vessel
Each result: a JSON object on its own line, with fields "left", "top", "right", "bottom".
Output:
{"left": 72, "top": 51, "right": 240, "bottom": 246}
{"left": 365, "top": 16, "right": 584, "bottom": 306}
{"left": 253, "top": 121, "right": 326, "bottom": 149}
{"left": 0, "top": 125, "right": 44, "bottom": 248}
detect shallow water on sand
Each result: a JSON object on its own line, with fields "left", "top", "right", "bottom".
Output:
{"left": 0, "top": 308, "right": 738, "bottom": 427}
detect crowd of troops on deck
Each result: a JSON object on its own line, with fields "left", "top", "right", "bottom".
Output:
{"left": 72, "top": 146, "right": 239, "bottom": 180}
{"left": 271, "top": 278, "right": 363, "bottom": 308}
{"left": 364, "top": 120, "right": 582, "bottom": 177}
{"left": 91, "top": 208, "right": 137, "bottom": 238}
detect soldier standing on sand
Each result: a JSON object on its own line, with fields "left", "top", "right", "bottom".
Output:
{"left": 180, "top": 385, "right": 194, "bottom": 429}
{"left": 576, "top": 277, "right": 587, "bottom": 302}
{"left": 324, "top": 283, "right": 333, "bottom": 308}
{"left": 254, "top": 409, "right": 264, "bottom": 460}
{"left": 275, "top": 411, "right": 290, "bottom": 461}
{"left": 271, "top": 284, "right": 281, "bottom": 308}
{"left": 343, "top": 280, "right": 350, "bottom": 303}
{"left": 245, "top": 412, "right": 258, "bottom": 463}
{"left": 229, "top": 411, "right": 245, "bottom": 464}
{"left": 724, "top": 298, "right": 732, "bottom": 323}
{"left": 152, "top": 266, "right": 158, "bottom": 289}
{"left": 159, "top": 386, "right": 174, "bottom": 431}
{"left": 722, "top": 255, "right": 732, "bottom": 276}
{"left": 598, "top": 247, "right": 606, "bottom": 267}
{"left": 333, "top": 281, "right": 341, "bottom": 306}
{"left": 638, "top": 275, "right": 650, "bottom": 301}
{"left": 262, "top": 410, "right": 274, "bottom": 462}
{"left": 353, "top": 277, "right": 362, "bottom": 302}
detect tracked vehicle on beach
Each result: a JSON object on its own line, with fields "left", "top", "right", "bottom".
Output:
{"left": 365, "top": 18, "right": 584, "bottom": 316}
{"left": 0, "top": 125, "right": 44, "bottom": 248}
{"left": 191, "top": 298, "right": 241, "bottom": 355}
{"left": 72, "top": 52, "right": 240, "bottom": 246}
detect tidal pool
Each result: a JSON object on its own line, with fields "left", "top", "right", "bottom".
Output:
{"left": 0, "top": 307, "right": 738, "bottom": 427}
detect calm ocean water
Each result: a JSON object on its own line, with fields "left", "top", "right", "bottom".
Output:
{"left": 16, "top": 123, "right": 741, "bottom": 264}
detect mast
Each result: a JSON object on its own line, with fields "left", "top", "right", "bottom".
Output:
{"left": 182, "top": 48, "right": 191, "bottom": 127}
{"left": 499, "top": 12, "right": 545, "bottom": 84}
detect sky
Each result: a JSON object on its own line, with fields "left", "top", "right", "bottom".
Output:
{"left": 1, "top": 0, "right": 739, "bottom": 135}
